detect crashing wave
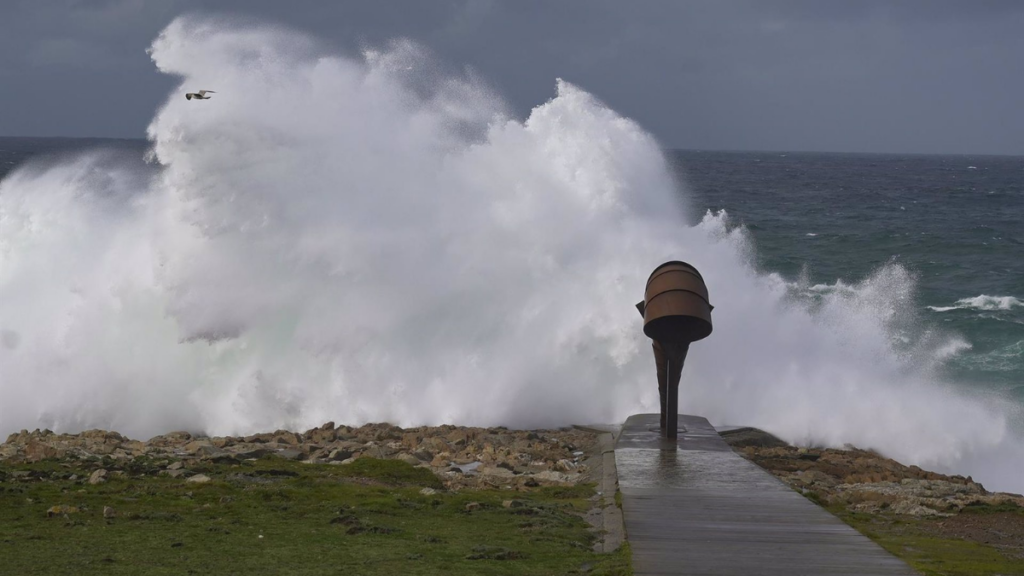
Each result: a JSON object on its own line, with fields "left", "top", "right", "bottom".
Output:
{"left": 0, "top": 15, "right": 1021, "bottom": 492}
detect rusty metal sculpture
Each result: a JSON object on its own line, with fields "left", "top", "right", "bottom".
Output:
{"left": 636, "top": 261, "right": 713, "bottom": 439}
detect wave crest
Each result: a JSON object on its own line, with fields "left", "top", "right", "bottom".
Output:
{"left": 928, "top": 295, "right": 1023, "bottom": 312}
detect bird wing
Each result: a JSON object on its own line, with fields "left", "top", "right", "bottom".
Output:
{"left": 198, "top": 90, "right": 216, "bottom": 96}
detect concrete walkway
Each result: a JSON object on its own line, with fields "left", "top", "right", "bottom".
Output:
{"left": 615, "top": 414, "right": 917, "bottom": 575}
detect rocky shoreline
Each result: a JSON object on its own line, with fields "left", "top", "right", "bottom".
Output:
{"left": 720, "top": 427, "right": 1024, "bottom": 517}
{"left": 0, "top": 423, "right": 601, "bottom": 492}
{"left": 6, "top": 422, "right": 1020, "bottom": 570}
{"left": 7, "top": 422, "right": 1024, "bottom": 513}
{"left": 6, "top": 423, "right": 1023, "bottom": 515}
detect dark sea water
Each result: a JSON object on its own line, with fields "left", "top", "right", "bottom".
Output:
{"left": 2, "top": 138, "right": 1021, "bottom": 406}
{"left": 671, "top": 150, "right": 1024, "bottom": 402}
{"left": 0, "top": 137, "right": 144, "bottom": 168}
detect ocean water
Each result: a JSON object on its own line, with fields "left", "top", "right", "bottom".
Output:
{"left": 673, "top": 151, "right": 1024, "bottom": 400}
{"left": 1, "top": 16, "right": 1022, "bottom": 492}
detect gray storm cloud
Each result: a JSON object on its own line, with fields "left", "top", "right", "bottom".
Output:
{"left": 1, "top": 1, "right": 1023, "bottom": 154}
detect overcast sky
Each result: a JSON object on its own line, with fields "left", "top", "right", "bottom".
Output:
{"left": 2, "top": 0, "right": 1023, "bottom": 154}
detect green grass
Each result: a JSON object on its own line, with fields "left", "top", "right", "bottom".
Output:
{"left": 0, "top": 457, "right": 631, "bottom": 575}
{"left": 833, "top": 510, "right": 1024, "bottom": 576}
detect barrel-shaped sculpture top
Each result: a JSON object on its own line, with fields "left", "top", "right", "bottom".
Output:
{"left": 642, "top": 261, "right": 713, "bottom": 344}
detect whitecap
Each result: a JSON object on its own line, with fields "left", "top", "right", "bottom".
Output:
{"left": 929, "top": 295, "right": 1024, "bottom": 312}
{"left": 932, "top": 338, "right": 972, "bottom": 361}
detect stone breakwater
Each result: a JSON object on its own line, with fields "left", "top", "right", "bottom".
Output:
{"left": 721, "top": 428, "right": 1024, "bottom": 517}
{"left": 0, "top": 423, "right": 599, "bottom": 491}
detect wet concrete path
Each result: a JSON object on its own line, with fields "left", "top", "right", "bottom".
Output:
{"left": 615, "top": 414, "right": 917, "bottom": 575}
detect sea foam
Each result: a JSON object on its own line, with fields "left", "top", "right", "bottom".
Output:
{"left": 1, "top": 15, "right": 1021, "bottom": 492}
{"left": 928, "top": 295, "right": 1024, "bottom": 313}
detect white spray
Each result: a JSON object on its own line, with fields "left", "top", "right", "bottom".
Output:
{"left": 1, "top": 16, "right": 1020, "bottom": 492}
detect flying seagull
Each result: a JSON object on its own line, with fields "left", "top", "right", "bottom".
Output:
{"left": 185, "top": 90, "right": 216, "bottom": 100}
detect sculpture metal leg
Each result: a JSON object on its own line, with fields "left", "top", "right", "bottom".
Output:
{"left": 666, "top": 359, "right": 678, "bottom": 439}
{"left": 654, "top": 342, "right": 669, "bottom": 429}
{"left": 653, "top": 341, "right": 688, "bottom": 439}
{"left": 659, "top": 382, "right": 667, "bottom": 429}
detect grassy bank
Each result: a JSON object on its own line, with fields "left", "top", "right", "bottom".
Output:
{"left": 0, "top": 456, "right": 630, "bottom": 575}
{"left": 834, "top": 504, "right": 1024, "bottom": 576}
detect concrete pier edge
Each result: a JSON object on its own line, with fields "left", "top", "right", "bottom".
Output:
{"left": 573, "top": 424, "right": 626, "bottom": 553}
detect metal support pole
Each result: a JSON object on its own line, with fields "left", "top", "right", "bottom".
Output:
{"left": 666, "top": 358, "right": 678, "bottom": 439}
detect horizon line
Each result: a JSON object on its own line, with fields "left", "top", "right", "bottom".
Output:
{"left": 1, "top": 134, "right": 1021, "bottom": 159}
